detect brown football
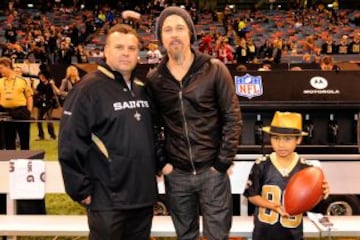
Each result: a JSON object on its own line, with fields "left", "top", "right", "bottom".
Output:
{"left": 284, "top": 167, "right": 324, "bottom": 215}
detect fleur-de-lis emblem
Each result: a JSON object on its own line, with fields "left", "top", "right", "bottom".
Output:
{"left": 134, "top": 111, "right": 141, "bottom": 121}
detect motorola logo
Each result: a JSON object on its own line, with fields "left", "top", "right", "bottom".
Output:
{"left": 310, "top": 76, "right": 328, "bottom": 90}
{"left": 303, "top": 76, "right": 340, "bottom": 95}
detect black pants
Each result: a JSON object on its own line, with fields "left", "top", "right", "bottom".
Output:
{"left": 4, "top": 121, "right": 30, "bottom": 149}
{"left": 87, "top": 206, "right": 153, "bottom": 240}
{"left": 0, "top": 118, "right": 6, "bottom": 149}
{"left": 165, "top": 167, "right": 232, "bottom": 240}
{"left": 0, "top": 194, "right": 5, "bottom": 214}
{"left": 4, "top": 106, "right": 31, "bottom": 150}
{"left": 37, "top": 107, "right": 56, "bottom": 139}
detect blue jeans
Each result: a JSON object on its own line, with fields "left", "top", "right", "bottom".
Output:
{"left": 165, "top": 167, "right": 232, "bottom": 240}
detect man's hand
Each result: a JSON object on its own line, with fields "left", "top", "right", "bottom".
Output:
{"left": 80, "top": 195, "right": 91, "bottom": 206}
{"left": 162, "top": 163, "right": 173, "bottom": 175}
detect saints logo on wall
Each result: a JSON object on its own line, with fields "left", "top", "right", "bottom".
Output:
{"left": 235, "top": 74, "right": 263, "bottom": 99}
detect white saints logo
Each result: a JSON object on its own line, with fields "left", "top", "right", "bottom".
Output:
{"left": 113, "top": 100, "right": 149, "bottom": 111}
{"left": 113, "top": 100, "right": 149, "bottom": 122}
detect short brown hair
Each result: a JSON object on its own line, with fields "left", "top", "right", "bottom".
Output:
{"left": 106, "top": 24, "right": 140, "bottom": 45}
{"left": 320, "top": 55, "right": 335, "bottom": 71}
{"left": 320, "top": 55, "right": 334, "bottom": 65}
{"left": 0, "top": 57, "right": 13, "bottom": 69}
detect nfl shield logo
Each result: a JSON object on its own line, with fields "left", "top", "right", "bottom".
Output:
{"left": 235, "top": 74, "right": 263, "bottom": 99}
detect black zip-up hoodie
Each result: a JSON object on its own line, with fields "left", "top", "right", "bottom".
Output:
{"left": 59, "top": 63, "right": 158, "bottom": 210}
{"left": 147, "top": 50, "right": 242, "bottom": 174}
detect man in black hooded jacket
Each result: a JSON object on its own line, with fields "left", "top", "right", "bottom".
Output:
{"left": 59, "top": 24, "right": 157, "bottom": 240}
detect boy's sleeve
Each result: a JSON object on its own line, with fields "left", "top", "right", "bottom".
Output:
{"left": 243, "top": 161, "right": 263, "bottom": 198}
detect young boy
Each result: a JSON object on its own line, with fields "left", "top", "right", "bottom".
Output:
{"left": 244, "top": 111, "right": 330, "bottom": 240}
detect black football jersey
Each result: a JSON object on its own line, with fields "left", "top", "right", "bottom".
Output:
{"left": 244, "top": 152, "right": 313, "bottom": 240}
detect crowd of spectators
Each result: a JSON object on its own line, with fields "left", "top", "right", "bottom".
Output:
{"left": 0, "top": 0, "right": 359, "bottom": 66}
{"left": 196, "top": 1, "right": 360, "bottom": 66}
{"left": 0, "top": 0, "right": 358, "bottom": 147}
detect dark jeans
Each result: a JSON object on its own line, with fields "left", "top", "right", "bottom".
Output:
{"left": 165, "top": 167, "right": 232, "bottom": 240}
{"left": 37, "top": 107, "right": 56, "bottom": 139}
{"left": 87, "top": 206, "right": 153, "bottom": 240}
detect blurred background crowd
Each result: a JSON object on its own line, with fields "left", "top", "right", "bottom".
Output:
{"left": 0, "top": 0, "right": 359, "bottom": 66}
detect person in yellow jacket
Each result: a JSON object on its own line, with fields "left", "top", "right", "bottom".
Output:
{"left": 0, "top": 57, "right": 33, "bottom": 150}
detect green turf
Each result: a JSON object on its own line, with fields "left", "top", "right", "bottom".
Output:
{"left": 30, "top": 122, "right": 59, "bottom": 161}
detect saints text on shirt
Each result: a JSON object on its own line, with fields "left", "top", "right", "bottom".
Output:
{"left": 113, "top": 100, "right": 149, "bottom": 111}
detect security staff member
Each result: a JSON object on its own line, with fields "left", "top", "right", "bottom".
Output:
{"left": 0, "top": 57, "right": 46, "bottom": 215}
{"left": 0, "top": 57, "right": 33, "bottom": 150}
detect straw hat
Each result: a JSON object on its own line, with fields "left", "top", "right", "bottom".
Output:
{"left": 262, "top": 111, "right": 308, "bottom": 136}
